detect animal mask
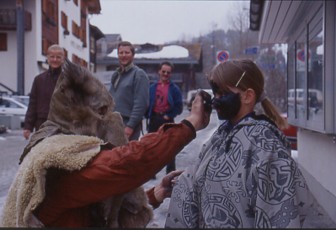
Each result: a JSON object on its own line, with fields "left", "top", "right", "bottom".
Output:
{"left": 20, "top": 58, "right": 127, "bottom": 163}
{"left": 48, "top": 58, "right": 126, "bottom": 144}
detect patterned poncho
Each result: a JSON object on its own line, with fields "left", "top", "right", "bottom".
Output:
{"left": 165, "top": 114, "right": 315, "bottom": 228}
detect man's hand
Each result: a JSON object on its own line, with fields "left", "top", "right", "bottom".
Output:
{"left": 185, "top": 92, "right": 211, "bottom": 131}
{"left": 23, "top": 129, "right": 31, "bottom": 140}
{"left": 154, "top": 170, "right": 184, "bottom": 203}
{"left": 163, "top": 115, "right": 170, "bottom": 120}
{"left": 124, "top": 126, "right": 134, "bottom": 139}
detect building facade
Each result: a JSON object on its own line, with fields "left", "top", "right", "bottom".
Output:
{"left": 0, "top": 0, "right": 101, "bottom": 95}
{"left": 251, "top": 0, "right": 336, "bottom": 222}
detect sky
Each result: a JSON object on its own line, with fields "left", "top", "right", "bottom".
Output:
{"left": 89, "top": 0, "right": 249, "bottom": 44}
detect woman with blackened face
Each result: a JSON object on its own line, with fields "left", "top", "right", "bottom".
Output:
{"left": 166, "top": 59, "right": 317, "bottom": 228}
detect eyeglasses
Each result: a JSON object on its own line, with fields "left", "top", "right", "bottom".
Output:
{"left": 161, "top": 70, "right": 171, "bottom": 75}
{"left": 209, "top": 71, "right": 246, "bottom": 95}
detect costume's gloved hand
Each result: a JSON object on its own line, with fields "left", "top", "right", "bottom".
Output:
{"left": 185, "top": 92, "right": 211, "bottom": 131}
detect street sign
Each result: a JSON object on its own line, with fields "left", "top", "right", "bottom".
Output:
{"left": 216, "top": 50, "right": 229, "bottom": 63}
{"left": 297, "top": 49, "right": 311, "bottom": 62}
{"left": 296, "top": 49, "right": 311, "bottom": 72}
{"left": 245, "top": 46, "right": 259, "bottom": 55}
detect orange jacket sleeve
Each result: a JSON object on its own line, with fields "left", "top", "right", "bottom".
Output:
{"left": 35, "top": 121, "right": 196, "bottom": 226}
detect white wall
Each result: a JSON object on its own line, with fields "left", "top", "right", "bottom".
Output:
{"left": 59, "top": 0, "right": 90, "bottom": 62}
{"left": 24, "top": 0, "right": 40, "bottom": 95}
{"left": 298, "top": 129, "right": 336, "bottom": 222}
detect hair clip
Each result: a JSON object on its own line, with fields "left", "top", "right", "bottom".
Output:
{"left": 235, "top": 71, "right": 246, "bottom": 87}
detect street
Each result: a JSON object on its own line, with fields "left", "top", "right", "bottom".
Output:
{"left": 0, "top": 130, "right": 28, "bottom": 202}
{"left": 0, "top": 109, "right": 335, "bottom": 228}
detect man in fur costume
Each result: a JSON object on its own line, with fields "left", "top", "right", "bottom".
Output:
{"left": 0, "top": 59, "right": 210, "bottom": 228}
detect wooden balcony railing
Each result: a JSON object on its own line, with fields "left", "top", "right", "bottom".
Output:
{"left": 0, "top": 9, "right": 32, "bottom": 31}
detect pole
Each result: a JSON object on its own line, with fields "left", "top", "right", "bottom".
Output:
{"left": 16, "top": 0, "right": 25, "bottom": 95}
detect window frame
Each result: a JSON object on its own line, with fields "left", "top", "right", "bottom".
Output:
{"left": 287, "top": 1, "right": 336, "bottom": 134}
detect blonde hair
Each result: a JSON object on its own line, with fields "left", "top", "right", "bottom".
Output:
{"left": 209, "top": 59, "right": 287, "bottom": 129}
{"left": 47, "top": 44, "right": 65, "bottom": 56}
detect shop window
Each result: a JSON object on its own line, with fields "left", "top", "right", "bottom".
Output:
{"left": 287, "top": 44, "right": 295, "bottom": 118}
{"left": 307, "top": 12, "right": 324, "bottom": 129}
{"left": 294, "top": 31, "right": 306, "bottom": 123}
{"left": 287, "top": 3, "right": 328, "bottom": 133}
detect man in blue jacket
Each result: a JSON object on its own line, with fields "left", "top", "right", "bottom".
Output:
{"left": 146, "top": 61, "right": 183, "bottom": 176}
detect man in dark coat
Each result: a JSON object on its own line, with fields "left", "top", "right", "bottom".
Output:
{"left": 23, "top": 44, "right": 65, "bottom": 139}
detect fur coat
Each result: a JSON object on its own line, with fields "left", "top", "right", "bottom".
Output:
{"left": 0, "top": 59, "right": 153, "bottom": 228}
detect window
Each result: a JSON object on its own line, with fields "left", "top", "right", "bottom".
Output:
{"left": 287, "top": 44, "right": 295, "bottom": 118}
{"left": 72, "top": 21, "right": 80, "bottom": 38}
{"left": 42, "top": 0, "right": 57, "bottom": 26}
{"left": 286, "top": 2, "right": 332, "bottom": 133}
{"left": 307, "top": 13, "right": 323, "bottom": 129}
{"left": 295, "top": 30, "right": 306, "bottom": 123}
{"left": 61, "top": 11, "right": 68, "bottom": 30}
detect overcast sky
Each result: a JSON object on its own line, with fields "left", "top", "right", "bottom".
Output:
{"left": 90, "top": 0, "right": 249, "bottom": 44}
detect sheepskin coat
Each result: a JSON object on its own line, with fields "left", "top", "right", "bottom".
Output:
{"left": 0, "top": 59, "right": 153, "bottom": 228}
{"left": 1, "top": 134, "right": 103, "bottom": 227}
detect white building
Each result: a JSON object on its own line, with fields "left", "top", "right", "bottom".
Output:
{"left": 0, "top": 0, "right": 101, "bottom": 95}
{"left": 251, "top": 0, "right": 336, "bottom": 222}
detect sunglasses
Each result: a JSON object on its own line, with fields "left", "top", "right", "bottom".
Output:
{"left": 161, "top": 70, "right": 171, "bottom": 75}
{"left": 209, "top": 71, "right": 246, "bottom": 95}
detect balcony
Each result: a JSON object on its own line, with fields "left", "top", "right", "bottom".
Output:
{"left": 0, "top": 9, "right": 32, "bottom": 31}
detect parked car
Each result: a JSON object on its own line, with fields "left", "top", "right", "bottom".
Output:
{"left": 187, "top": 89, "right": 213, "bottom": 111}
{"left": 288, "top": 88, "right": 322, "bottom": 107}
{"left": 0, "top": 96, "right": 27, "bottom": 127}
{"left": 281, "top": 113, "right": 297, "bottom": 150}
{"left": 11, "top": 95, "right": 30, "bottom": 106}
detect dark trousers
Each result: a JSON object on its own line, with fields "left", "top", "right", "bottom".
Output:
{"left": 148, "top": 113, "right": 175, "bottom": 174}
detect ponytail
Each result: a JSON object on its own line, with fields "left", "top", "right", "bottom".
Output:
{"left": 260, "top": 98, "right": 288, "bottom": 130}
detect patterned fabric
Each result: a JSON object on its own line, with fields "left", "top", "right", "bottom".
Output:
{"left": 165, "top": 115, "right": 315, "bottom": 228}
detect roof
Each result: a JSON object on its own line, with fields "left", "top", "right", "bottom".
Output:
{"left": 249, "top": 0, "right": 317, "bottom": 44}
{"left": 90, "top": 24, "right": 104, "bottom": 39}
{"left": 103, "top": 34, "right": 123, "bottom": 42}
{"left": 109, "top": 45, "right": 189, "bottom": 59}
{"left": 98, "top": 43, "right": 202, "bottom": 65}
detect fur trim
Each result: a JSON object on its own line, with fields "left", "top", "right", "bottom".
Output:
{"left": 1, "top": 134, "right": 103, "bottom": 227}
